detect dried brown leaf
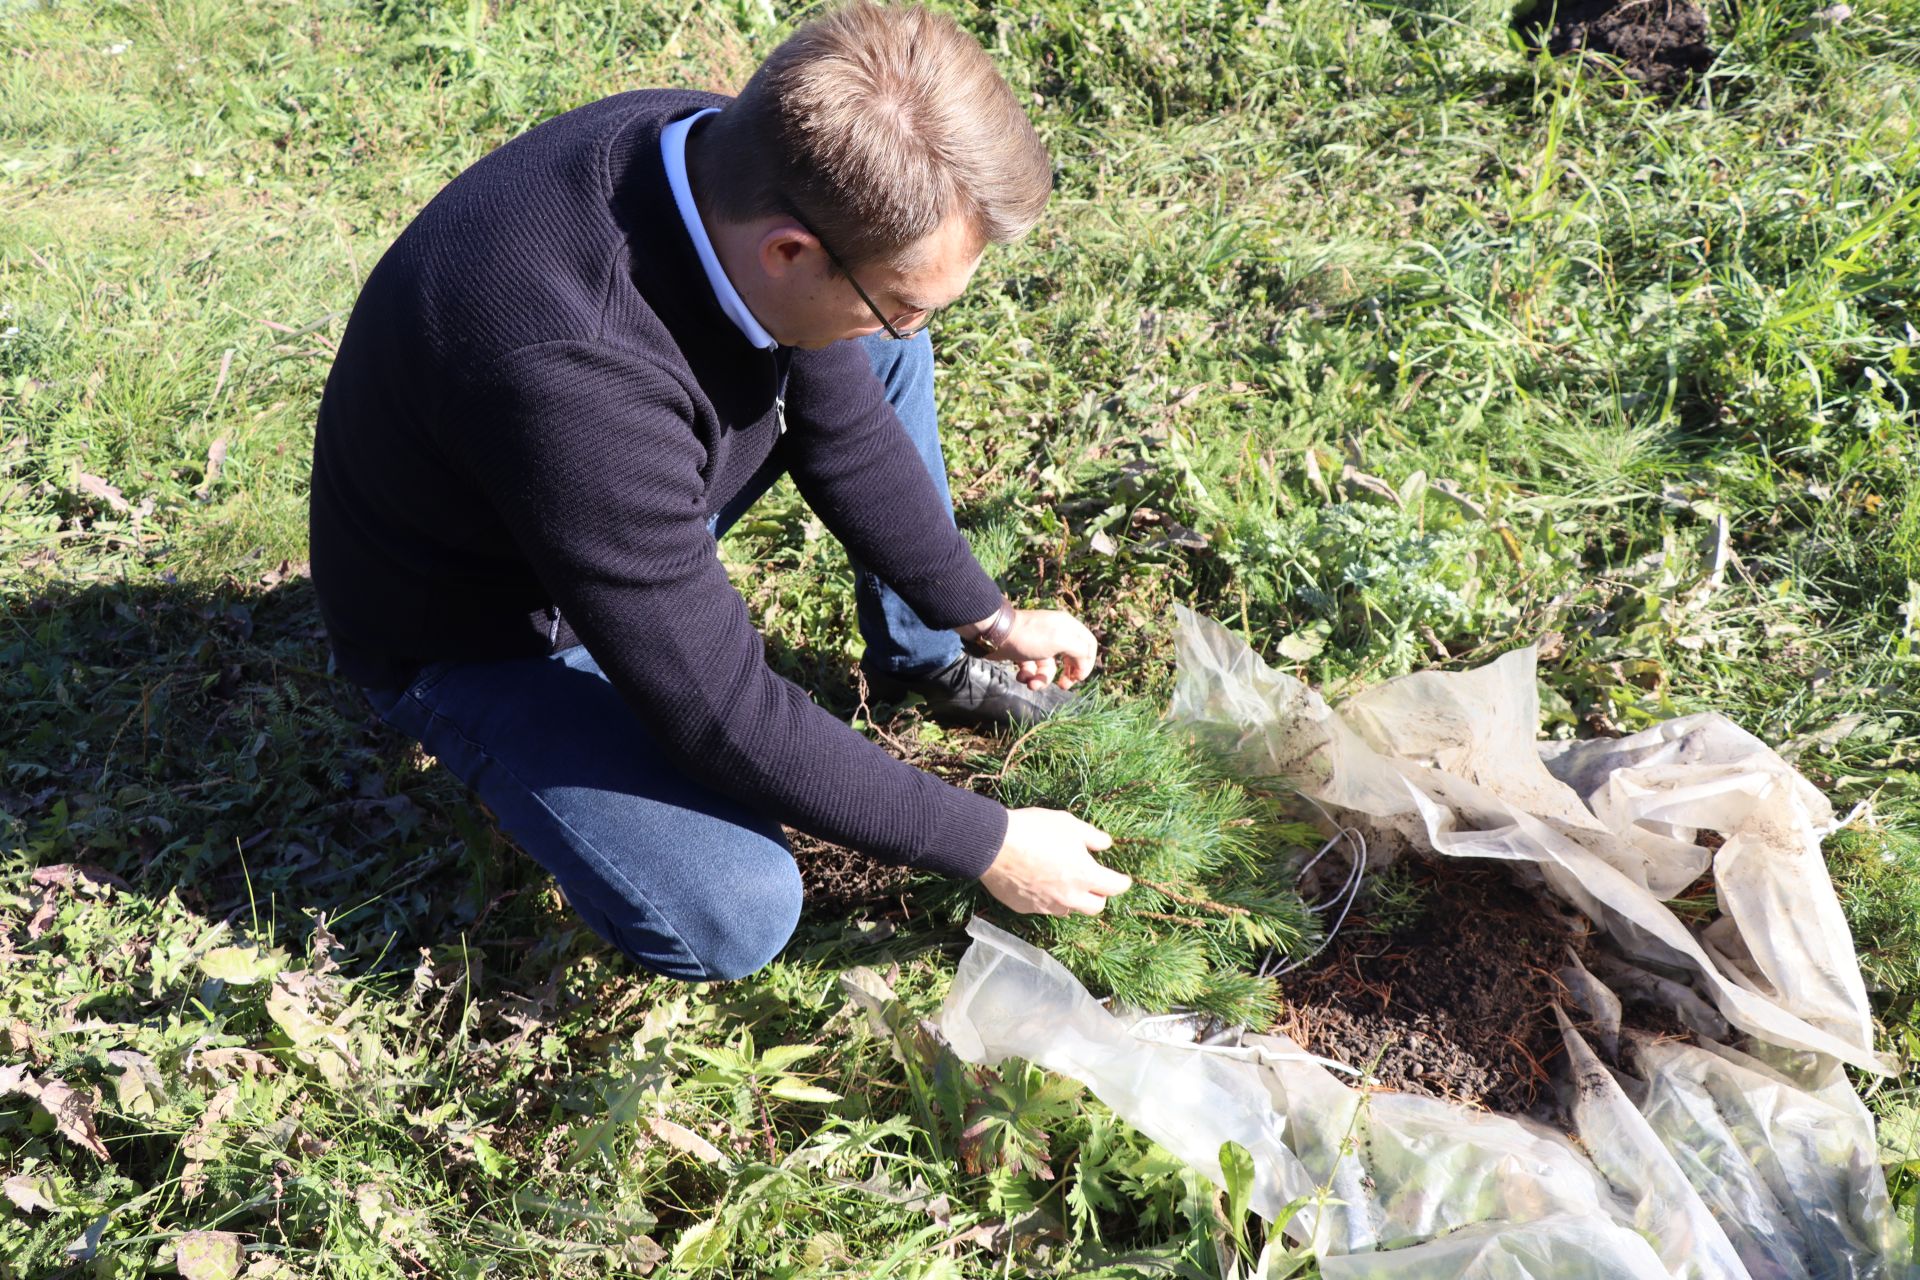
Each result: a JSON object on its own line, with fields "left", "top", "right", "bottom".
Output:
{"left": 1340, "top": 464, "right": 1402, "bottom": 507}
{"left": 190, "top": 1046, "right": 281, "bottom": 1084}
{"left": 181, "top": 1083, "right": 239, "bottom": 1200}
{"left": 34, "top": 1077, "right": 111, "bottom": 1160}
{"left": 74, "top": 470, "right": 130, "bottom": 513}
{"left": 25, "top": 892, "right": 57, "bottom": 940}
{"left": 2, "top": 1019, "right": 49, "bottom": 1062}
{"left": 30, "top": 863, "right": 129, "bottom": 896}
{"left": 647, "top": 1117, "right": 726, "bottom": 1165}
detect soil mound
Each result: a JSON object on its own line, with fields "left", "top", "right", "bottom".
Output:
{"left": 1519, "top": 0, "right": 1715, "bottom": 96}
{"left": 1279, "top": 860, "right": 1689, "bottom": 1115}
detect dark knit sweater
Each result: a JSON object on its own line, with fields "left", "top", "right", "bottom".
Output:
{"left": 308, "top": 89, "right": 1010, "bottom": 879}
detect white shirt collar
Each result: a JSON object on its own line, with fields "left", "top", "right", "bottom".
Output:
{"left": 660, "top": 108, "right": 778, "bottom": 351}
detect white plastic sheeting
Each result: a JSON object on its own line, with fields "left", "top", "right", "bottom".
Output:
{"left": 938, "top": 608, "right": 1912, "bottom": 1278}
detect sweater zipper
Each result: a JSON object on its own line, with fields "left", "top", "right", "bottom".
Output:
{"left": 770, "top": 346, "right": 790, "bottom": 435}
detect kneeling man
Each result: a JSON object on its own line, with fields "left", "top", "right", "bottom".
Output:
{"left": 308, "top": 2, "right": 1131, "bottom": 982}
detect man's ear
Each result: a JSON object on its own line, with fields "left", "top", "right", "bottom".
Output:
{"left": 757, "top": 225, "right": 814, "bottom": 281}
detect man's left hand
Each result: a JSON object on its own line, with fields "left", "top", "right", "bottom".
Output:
{"left": 990, "top": 609, "right": 1098, "bottom": 691}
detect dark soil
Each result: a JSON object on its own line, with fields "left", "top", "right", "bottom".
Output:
{"left": 793, "top": 705, "right": 990, "bottom": 914}
{"left": 1517, "top": 0, "right": 1715, "bottom": 96}
{"left": 792, "top": 829, "right": 914, "bottom": 912}
{"left": 1278, "top": 859, "right": 1689, "bottom": 1115}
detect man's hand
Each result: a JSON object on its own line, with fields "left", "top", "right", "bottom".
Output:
{"left": 979, "top": 808, "right": 1131, "bottom": 916}
{"left": 989, "top": 609, "right": 1099, "bottom": 691}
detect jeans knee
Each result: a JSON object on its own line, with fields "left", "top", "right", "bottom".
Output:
{"left": 680, "top": 853, "right": 804, "bottom": 982}
{"left": 860, "top": 327, "right": 932, "bottom": 388}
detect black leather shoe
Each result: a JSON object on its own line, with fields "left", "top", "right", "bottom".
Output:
{"left": 863, "top": 654, "right": 1075, "bottom": 729}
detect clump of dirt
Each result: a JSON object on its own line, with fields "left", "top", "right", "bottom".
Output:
{"left": 1517, "top": 0, "right": 1715, "bottom": 96}
{"left": 1279, "top": 859, "right": 1689, "bottom": 1115}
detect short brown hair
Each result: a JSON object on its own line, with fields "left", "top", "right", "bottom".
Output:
{"left": 690, "top": 2, "right": 1052, "bottom": 270}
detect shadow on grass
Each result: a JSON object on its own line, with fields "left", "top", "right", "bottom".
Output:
{"left": 1, "top": 571, "right": 978, "bottom": 1001}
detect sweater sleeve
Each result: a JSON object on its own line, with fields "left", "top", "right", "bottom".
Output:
{"left": 451, "top": 340, "right": 1008, "bottom": 878}
{"left": 778, "top": 342, "right": 1008, "bottom": 629}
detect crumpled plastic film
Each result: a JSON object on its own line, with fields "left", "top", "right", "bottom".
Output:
{"left": 936, "top": 610, "right": 1913, "bottom": 1278}
{"left": 940, "top": 917, "right": 1329, "bottom": 1238}
{"left": 1553, "top": 1008, "right": 1752, "bottom": 1279}
{"left": 1633, "top": 1036, "right": 1907, "bottom": 1279}
{"left": 1315, "top": 1216, "right": 1672, "bottom": 1280}
{"left": 1168, "top": 606, "right": 1887, "bottom": 1075}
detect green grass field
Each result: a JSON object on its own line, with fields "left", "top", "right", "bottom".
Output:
{"left": 4, "top": 0, "right": 1919, "bottom": 1274}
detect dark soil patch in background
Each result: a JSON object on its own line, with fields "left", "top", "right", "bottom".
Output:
{"left": 1516, "top": 0, "right": 1715, "bottom": 96}
{"left": 1279, "top": 860, "right": 1691, "bottom": 1115}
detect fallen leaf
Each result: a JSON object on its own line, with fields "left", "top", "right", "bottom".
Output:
{"left": 841, "top": 1171, "right": 947, "bottom": 1216}
{"left": 1302, "top": 447, "right": 1330, "bottom": 501}
{"left": 198, "top": 436, "right": 229, "bottom": 495}
{"left": 265, "top": 973, "right": 358, "bottom": 1086}
{"left": 181, "top": 1084, "right": 239, "bottom": 1200}
{"left": 3, "top": 1172, "right": 59, "bottom": 1214}
{"left": 74, "top": 471, "right": 129, "bottom": 513}
{"left": 355, "top": 1183, "right": 417, "bottom": 1246}
{"left": 1145, "top": 520, "right": 1207, "bottom": 552}
{"left": 31, "top": 863, "right": 130, "bottom": 895}
{"left": 176, "top": 1231, "right": 245, "bottom": 1280}
{"left": 647, "top": 1117, "right": 727, "bottom": 1165}
{"left": 620, "top": 1233, "right": 668, "bottom": 1274}
{"left": 306, "top": 912, "right": 343, "bottom": 976}
{"left": 25, "top": 893, "right": 57, "bottom": 940}
{"left": 1430, "top": 478, "right": 1488, "bottom": 521}
{"left": 190, "top": 1046, "right": 281, "bottom": 1083}
{"left": 1159, "top": 383, "right": 1205, "bottom": 417}
{"left": 2, "top": 1020, "right": 48, "bottom": 1059}
{"left": 1277, "top": 631, "right": 1325, "bottom": 662}
{"left": 1340, "top": 464, "right": 1401, "bottom": 506}
{"left": 1787, "top": 2, "right": 1850, "bottom": 37}
{"left": 107, "top": 1049, "right": 167, "bottom": 1116}
{"left": 0, "top": 1071, "right": 110, "bottom": 1161}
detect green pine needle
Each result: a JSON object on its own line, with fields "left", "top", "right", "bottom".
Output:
{"left": 961, "top": 695, "right": 1321, "bottom": 1026}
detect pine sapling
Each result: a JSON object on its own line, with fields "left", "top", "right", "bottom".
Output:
{"left": 939, "top": 696, "right": 1322, "bottom": 1027}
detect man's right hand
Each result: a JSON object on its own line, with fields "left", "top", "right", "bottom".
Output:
{"left": 979, "top": 808, "right": 1131, "bottom": 916}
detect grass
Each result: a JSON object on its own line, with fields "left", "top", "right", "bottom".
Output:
{"left": 3, "top": 0, "right": 1919, "bottom": 1274}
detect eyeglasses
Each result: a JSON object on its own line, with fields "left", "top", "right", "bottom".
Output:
{"left": 780, "top": 201, "right": 933, "bottom": 340}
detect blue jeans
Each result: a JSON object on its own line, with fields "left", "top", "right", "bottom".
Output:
{"left": 362, "top": 331, "right": 963, "bottom": 981}
{"left": 709, "top": 331, "right": 965, "bottom": 678}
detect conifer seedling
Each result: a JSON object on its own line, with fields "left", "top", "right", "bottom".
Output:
{"left": 943, "top": 697, "right": 1323, "bottom": 1027}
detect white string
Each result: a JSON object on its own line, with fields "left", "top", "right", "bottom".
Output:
{"left": 1257, "top": 823, "right": 1369, "bottom": 979}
